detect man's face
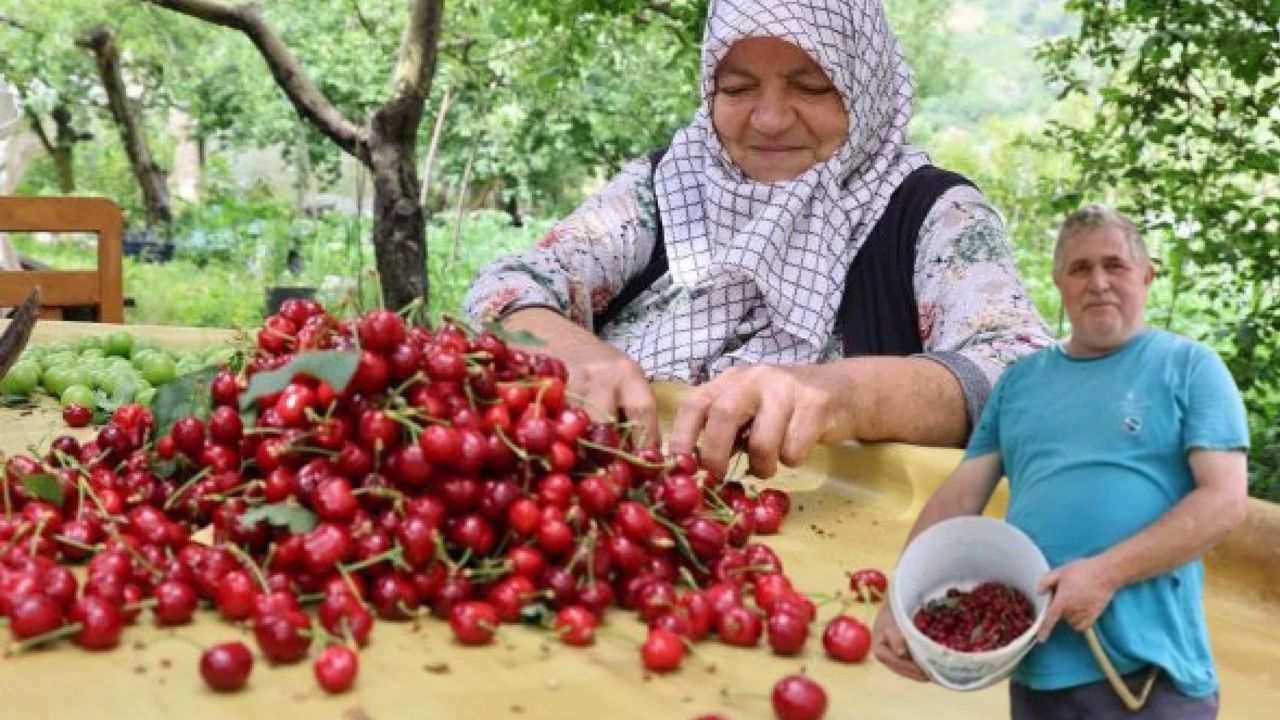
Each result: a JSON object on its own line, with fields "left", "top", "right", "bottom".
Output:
{"left": 711, "top": 37, "right": 849, "bottom": 183}
{"left": 1053, "top": 226, "right": 1154, "bottom": 356}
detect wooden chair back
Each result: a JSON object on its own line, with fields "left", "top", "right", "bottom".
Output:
{"left": 0, "top": 196, "right": 124, "bottom": 323}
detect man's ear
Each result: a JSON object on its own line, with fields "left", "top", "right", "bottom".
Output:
{"left": 1143, "top": 261, "right": 1155, "bottom": 288}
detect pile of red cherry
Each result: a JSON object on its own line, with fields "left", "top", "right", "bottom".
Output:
{"left": 911, "top": 581, "right": 1035, "bottom": 653}
{"left": 1, "top": 300, "right": 884, "bottom": 719}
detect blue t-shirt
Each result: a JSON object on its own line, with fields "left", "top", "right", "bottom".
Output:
{"left": 965, "top": 329, "right": 1249, "bottom": 698}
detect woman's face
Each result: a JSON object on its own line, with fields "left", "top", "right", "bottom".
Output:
{"left": 711, "top": 37, "right": 849, "bottom": 182}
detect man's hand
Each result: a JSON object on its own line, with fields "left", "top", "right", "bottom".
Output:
{"left": 1036, "top": 556, "right": 1118, "bottom": 642}
{"left": 872, "top": 605, "right": 929, "bottom": 682}
{"left": 668, "top": 363, "right": 854, "bottom": 479}
{"left": 502, "top": 308, "right": 660, "bottom": 448}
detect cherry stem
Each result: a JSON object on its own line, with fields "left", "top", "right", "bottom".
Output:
{"left": 648, "top": 512, "right": 709, "bottom": 575}
{"left": 28, "top": 516, "right": 48, "bottom": 556}
{"left": 209, "top": 480, "right": 264, "bottom": 503}
{"left": 340, "top": 545, "right": 406, "bottom": 575}
{"left": 574, "top": 438, "right": 660, "bottom": 470}
{"left": 76, "top": 476, "right": 120, "bottom": 524}
{"left": 52, "top": 534, "right": 100, "bottom": 553}
{"left": 335, "top": 564, "right": 367, "bottom": 605}
{"left": 225, "top": 543, "right": 271, "bottom": 593}
{"left": 7, "top": 622, "right": 82, "bottom": 653}
{"left": 162, "top": 466, "right": 213, "bottom": 512}
{"left": 493, "top": 426, "right": 528, "bottom": 462}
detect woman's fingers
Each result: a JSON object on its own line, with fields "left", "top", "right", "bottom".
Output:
{"left": 617, "top": 373, "right": 661, "bottom": 448}
{"left": 745, "top": 398, "right": 791, "bottom": 478}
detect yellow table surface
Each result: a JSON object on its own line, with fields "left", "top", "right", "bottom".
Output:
{"left": 1, "top": 321, "right": 1277, "bottom": 719}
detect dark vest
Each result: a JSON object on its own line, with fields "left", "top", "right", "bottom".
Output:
{"left": 593, "top": 150, "right": 974, "bottom": 357}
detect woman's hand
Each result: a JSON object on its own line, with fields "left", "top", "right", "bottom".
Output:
{"left": 872, "top": 605, "right": 930, "bottom": 682}
{"left": 669, "top": 363, "right": 855, "bottom": 479}
{"left": 502, "top": 308, "right": 660, "bottom": 447}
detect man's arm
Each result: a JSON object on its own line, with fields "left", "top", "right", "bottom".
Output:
{"left": 872, "top": 452, "right": 1005, "bottom": 681}
{"left": 669, "top": 356, "right": 966, "bottom": 479}
{"left": 1036, "top": 449, "right": 1248, "bottom": 640}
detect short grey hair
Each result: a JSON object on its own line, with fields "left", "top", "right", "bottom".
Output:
{"left": 1052, "top": 204, "right": 1149, "bottom": 274}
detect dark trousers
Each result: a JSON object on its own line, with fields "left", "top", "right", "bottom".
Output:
{"left": 1009, "top": 671, "right": 1219, "bottom": 720}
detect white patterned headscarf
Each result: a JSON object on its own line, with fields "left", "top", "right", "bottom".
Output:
{"left": 616, "top": 0, "right": 928, "bottom": 381}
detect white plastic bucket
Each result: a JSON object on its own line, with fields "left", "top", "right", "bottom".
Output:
{"left": 889, "top": 516, "right": 1051, "bottom": 691}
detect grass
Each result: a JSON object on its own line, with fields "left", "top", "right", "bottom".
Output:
{"left": 10, "top": 209, "right": 549, "bottom": 329}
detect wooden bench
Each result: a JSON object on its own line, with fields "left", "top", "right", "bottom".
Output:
{"left": 0, "top": 196, "right": 124, "bottom": 322}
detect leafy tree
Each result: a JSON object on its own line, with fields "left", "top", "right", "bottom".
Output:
{"left": 142, "top": 0, "right": 445, "bottom": 311}
{"left": 1038, "top": 0, "right": 1280, "bottom": 499}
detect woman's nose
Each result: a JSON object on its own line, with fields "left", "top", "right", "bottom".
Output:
{"left": 750, "top": 89, "right": 794, "bottom": 135}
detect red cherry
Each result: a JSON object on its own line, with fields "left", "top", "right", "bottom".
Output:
{"left": 313, "top": 644, "right": 359, "bottom": 693}
{"left": 69, "top": 596, "right": 124, "bottom": 650}
{"left": 200, "top": 642, "right": 254, "bottom": 692}
{"left": 8, "top": 594, "right": 64, "bottom": 640}
{"left": 640, "top": 627, "right": 685, "bottom": 673}
{"left": 62, "top": 404, "right": 92, "bottom": 428}
{"left": 771, "top": 674, "right": 828, "bottom": 720}
{"left": 153, "top": 580, "right": 199, "bottom": 626}
{"left": 766, "top": 610, "right": 811, "bottom": 656}
{"left": 554, "top": 605, "right": 598, "bottom": 646}
{"left": 449, "top": 601, "right": 500, "bottom": 645}
{"left": 716, "top": 605, "right": 763, "bottom": 647}
{"left": 847, "top": 568, "right": 888, "bottom": 603}
{"left": 357, "top": 309, "right": 407, "bottom": 352}
{"left": 822, "top": 615, "right": 871, "bottom": 663}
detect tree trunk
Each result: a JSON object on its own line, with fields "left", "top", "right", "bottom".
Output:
{"left": 501, "top": 174, "right": 522, "bottom": 227}
{"left": 142, "top": 0, "right": 444, "bottom": 306}
{"left": 50, "top": 107, "right": 77, "bottom": 193}
{"left": 369, "top": 101, "right": 427, "bottom": 311}
{"left": 78, "top": 28, "right": 172, "bottom": 230}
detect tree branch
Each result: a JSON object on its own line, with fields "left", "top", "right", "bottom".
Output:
{"left": 346, "top": 0, "right": 376, "bottom": 39}
{"left": 24, "top": 109, "right": 54, "bottom": 155}
{"left": 142, "top": 0, "right": 368, "bottom": 161}
{"left": 389, "top": 0, "right": 444, "bottom": 111}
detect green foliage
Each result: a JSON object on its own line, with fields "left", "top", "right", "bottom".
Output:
{"left": 1037, "top": 0, "right": 1280, "bottom": 499}
{"left": 11, "top": 192, "right": 545, "bottom": 327}
{"left": 240, "top": 351, "right": 359, "bottom": 410}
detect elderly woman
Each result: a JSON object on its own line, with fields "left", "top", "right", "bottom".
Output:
{"left": 464, "top": 0, "right": 1051, "bottom": 478}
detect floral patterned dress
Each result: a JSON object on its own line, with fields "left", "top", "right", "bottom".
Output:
{"left": 464, "top": 157, "right": 1052, "bottom": 423}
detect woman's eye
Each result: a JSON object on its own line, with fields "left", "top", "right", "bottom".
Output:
{"left": 717, "top": 85, "right": 752, "bottom": 96}
{"left": 796, "top": 83, "right": 835, "bottom": 95}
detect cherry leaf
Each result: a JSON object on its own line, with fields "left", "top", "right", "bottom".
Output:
{"left": 152, "top": 367, "right": 218, "bottom": 437}
{"left": 20, "top": 473, "right": 64, "bottom": 506}
{"left": 239, "top": 351, "right": 359, "bottom": 411}
{"left": 239, "top": 502, "right": 318, "bottom": 535}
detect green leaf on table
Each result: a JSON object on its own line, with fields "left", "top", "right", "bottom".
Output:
{"left": 483, "top": 321, "right": 546, "bottom": 348}
{"left": 93, "top": 378, "right": 139, "bottom": 423}
{"left": 239, "top": 351, "right": 359, "bottom": 411}
{"left": 239, "top": 502, "right": 318, "bottom": 535}
{"left": 150, "top": 456, "right": 180, "bottom": 480}
{"left": 20, "top": 473, "right": 64, "bottom": 506}
{"left": 151, "top": 367, "right": 218, "bottom": 437}
{"left": 518, "top": 602, "right": 553, "bottom": 627}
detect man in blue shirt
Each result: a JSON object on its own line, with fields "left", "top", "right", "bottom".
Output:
{"left": 871, "top": 204, "right": 1250, "bottom": 718}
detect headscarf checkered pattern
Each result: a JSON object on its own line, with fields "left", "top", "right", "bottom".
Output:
{"left": 615, "top": 0, "right": 928, "bottom": 381}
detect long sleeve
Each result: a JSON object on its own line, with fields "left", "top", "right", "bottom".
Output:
{"left": 463, "top": 158, "right": 661, "bottom": 331}
{"left": 913, "top": 185, "right": 1054, "bottom": 425}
